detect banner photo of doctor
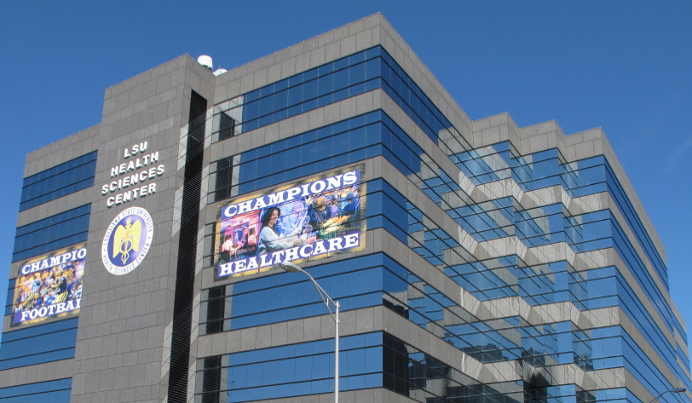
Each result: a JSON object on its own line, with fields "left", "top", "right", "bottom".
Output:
{"left": 215, "top": 165, "right": 366, "bottom": 278}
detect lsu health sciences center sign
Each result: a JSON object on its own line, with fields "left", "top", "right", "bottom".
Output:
{"left": 100, "top": 142, "right": 159, "bottom": 275}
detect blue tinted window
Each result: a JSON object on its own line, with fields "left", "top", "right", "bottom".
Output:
{"left": 197, "top": 332, "right": 515, "bottom": 402}
{"left": 0, "top": 318, "right": 78, "bottom": 370}
{"left": 197, "top": 333, "right": 383, "bottom": 402}
{"left": 20, "top": 151, "right": 97, "bottom": 211}
{"left": 4, "top": 278, "right": 14, "bottom": 316}
{"left": 604, "top": 162, "right": 667, "bottom": 285}
{"left": 13, "top": 205, "right": 91, "bottom": 262}
{"left": 0, "top": 378, "right": 71, "bottom": 403}
{"left": 211, "top": 110, "right": 427, "bottom": 202}
{"left": 214, "top": 46, "right": 454, "bottom": 146}
{"left": 620, "top": 330, "right": 680, "bottom": 396}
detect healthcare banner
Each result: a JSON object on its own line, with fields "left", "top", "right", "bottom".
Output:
{"left": 215, "top": 165, "right": 366, "bottom": 278}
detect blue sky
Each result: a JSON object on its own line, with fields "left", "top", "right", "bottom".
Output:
{"left": 1, "top": 1, "right": 691, "bottom": 349}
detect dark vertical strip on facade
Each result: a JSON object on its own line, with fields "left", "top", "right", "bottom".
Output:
{"left": 218, "top": 112, "right": 236, "bottom": 141}
{"left": 383, "top": 333, "right": 411, "bottom": 397}
{"left": 214, "top": 158, "right": 233, "bottom": 202}
{"left": 201, "top": 356, "right": 222, "bottom": 403}
{"left": 205, "top": 286, "right": 225, "bottom": 334}
{"left": 168, "top": 91, "right": 207, "bottom": 402}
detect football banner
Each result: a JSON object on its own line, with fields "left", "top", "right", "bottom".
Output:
{"left": 11, "top": 243, "right": 86, "bottom": 327}
{"left": 215, "top": 165, "right": 366, "bottom": 278}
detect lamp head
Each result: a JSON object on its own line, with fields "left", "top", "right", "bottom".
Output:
{"left": 672, "top": 388, "right": 687, "bottom": 394}
{"left": 279, "top": 261, "right": 302, "bottom": 273}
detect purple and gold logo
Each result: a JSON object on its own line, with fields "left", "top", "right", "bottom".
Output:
{"left": 101, "top": 207, "right": 154, "bottom": 275}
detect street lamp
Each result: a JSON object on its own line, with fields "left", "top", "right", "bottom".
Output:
{"left": 649, "top": 388, "right": 687, "bottom": 403}
{"left": 279, "top": 261, "right": 340, "bottom": 403}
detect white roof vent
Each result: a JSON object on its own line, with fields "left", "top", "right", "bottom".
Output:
{"left": 197, "top": 55, "right": 213, "bottom": 70}
{"left": 213, "top": 68, "right": 228, "bottom": 77}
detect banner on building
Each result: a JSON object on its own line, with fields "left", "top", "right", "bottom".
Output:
{"left": 11, "top": 243, "right": 86, "bottom": 327}
{"left": 215, "top": 165, "right": 366, "bottom": 278}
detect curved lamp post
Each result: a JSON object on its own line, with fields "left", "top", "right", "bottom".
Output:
{"left": 649, "top": 388, "right": 687, "bottom": 403}
{"left": 279, "top": 261, "right": 340, "bottom": 403}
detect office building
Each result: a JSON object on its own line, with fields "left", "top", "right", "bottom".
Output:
{"left": 1, "top": 13, "right": 690, "bottom": 403}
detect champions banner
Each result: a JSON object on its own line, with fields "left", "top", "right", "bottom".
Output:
{"left": 11, "top": 243, "right": 86, "bottom": 327}
{"left": 215, "top": 165, "right": 366, "bottom": 278}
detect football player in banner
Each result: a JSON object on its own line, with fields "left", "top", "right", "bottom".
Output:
{"left": 12, "top": 243, "right": 86, "bottom": 327}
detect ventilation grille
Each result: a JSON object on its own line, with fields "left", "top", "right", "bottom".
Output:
{"left": 168, "top": 91, "right": 207, "bottom": 403}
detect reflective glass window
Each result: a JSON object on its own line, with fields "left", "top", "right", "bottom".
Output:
{"left": 0, "top": 318, "right": 78, "bottom": 370}
{"left": 196, "top": 333, "right": 383, "bottom": 402}
{"left": 213, "top": 46, "right": 455, "bottom": 147}
{"left": 209, "top": 110, "right": 430, "bottom": 203}
{"left": 197, "top": 331, "right": 524, "bottom": 403}
{"left": 12, "top": 205, "right": 91, "bottom": 262}
{"left": 4, "top": 278, "right": 14, "bottom": 316}
{"left": 0, "top": 378, "right": 71, "bottom": 403}
{"left": 20, "top": 151, "right": 97, "bottom": 211}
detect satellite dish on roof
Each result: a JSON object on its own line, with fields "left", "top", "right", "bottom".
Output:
{"left": 197, "top": 55, "right": 213, "bottom": 70}
{"left": 213, "top": 68, "right": 228, "bottom": 76}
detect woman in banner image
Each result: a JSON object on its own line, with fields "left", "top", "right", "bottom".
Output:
{"left": 257, "top": 207, "right": 302, "bottom": 255}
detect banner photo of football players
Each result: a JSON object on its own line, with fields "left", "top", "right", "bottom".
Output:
{"left": 11, "top": 243, "right": 86, "bottom": 327}
{"left": 215, "top": 165, "right": 366, "bottom": 278}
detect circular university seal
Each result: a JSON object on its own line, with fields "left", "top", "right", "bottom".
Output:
{"left": 101, "top": 207, "right": 154, "bottom": 275}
